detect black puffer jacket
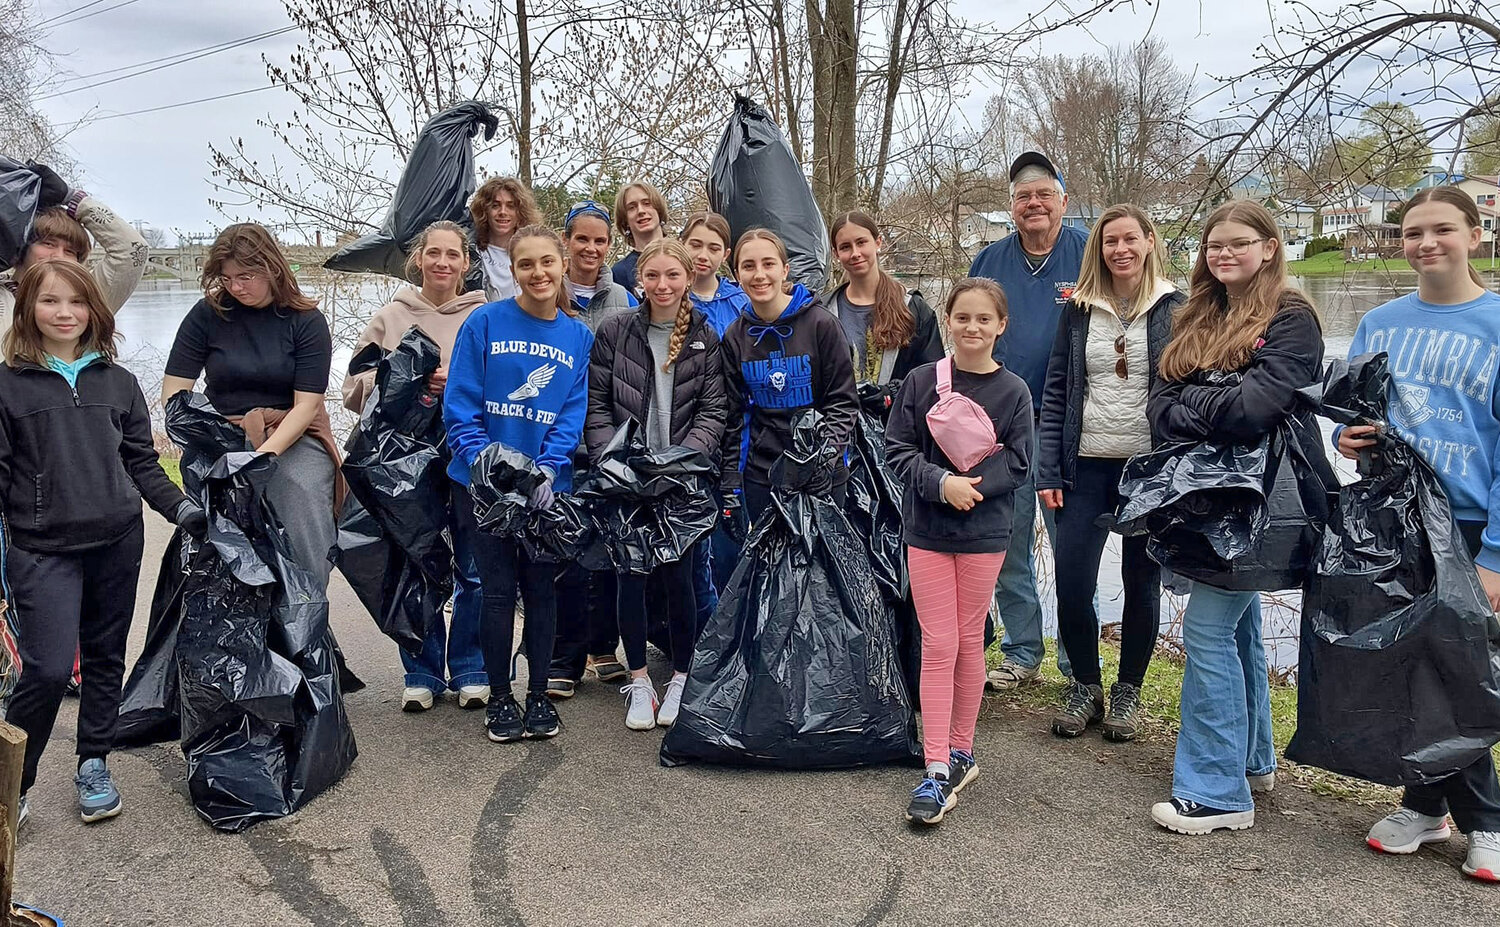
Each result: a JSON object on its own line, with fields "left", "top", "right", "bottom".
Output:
{"left": 585, "top": 305, "right": 728, "bottom": 465}
{"left": 1037, "top": 284, "right": 1183, "bottom": 490}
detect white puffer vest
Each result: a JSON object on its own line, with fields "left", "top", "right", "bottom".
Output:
{"left": 1078, "top": 296, "right": 1154, "bottom": 458}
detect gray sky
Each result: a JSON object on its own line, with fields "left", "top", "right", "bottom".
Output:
{"left": 30, "top": 0, "right": 1320, "bottom": 238}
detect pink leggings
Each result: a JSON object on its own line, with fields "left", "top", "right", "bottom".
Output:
{"left": 907, "top": 546, "right": 1007, "bottom": 766}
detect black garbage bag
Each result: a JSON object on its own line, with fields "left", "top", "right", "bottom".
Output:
{"left": 0, "top": 156, "right": 41, "bottom": 271}
{"left": 1287, "top": 353, "right": 1500, "bottom": 785}
{"left": 324, "top": 102, "right": 498, "bottom": 280}
{"left": 707, "top": 95, "right": 828, "bottom": 291}
{"left": 1116, "top": 418, "right": 1331, "bottom": 592}
{"left": 575, "top": 420, "right": 717, "bottom": 574}
{"left": 339, "top": 328, "right": 454, "bottom": 652}
{"left": 660, "top": 412, "right": 920, "bottom": 769}
{"left": 467, "top": 442, "right": 598, "bottom": 564}
{"left": 115, "top": 532, "right": 188, "bottom": 747}
{"left": 126, "top": 393, "right": 358, "bottom": 832}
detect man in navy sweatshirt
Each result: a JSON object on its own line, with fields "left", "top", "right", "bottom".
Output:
{"left": 968, "top": 152, "right": 1089, "bottom": 689}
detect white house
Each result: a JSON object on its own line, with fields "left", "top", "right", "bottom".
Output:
{"left": 1453, "top": 174, "right": 1500, "bottom": 244}
{"left": 959, "top": 210, "right": 1012, "bottom": 251}
{"left": 1320, "top": 184, "right": 1404, "bottom": 252}
{"left": 1275, "top": 201, "right": 1317, "bottom": 241}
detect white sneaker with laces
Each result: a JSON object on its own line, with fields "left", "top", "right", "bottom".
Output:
{"left": 1463, "top": 830, "right": 1500, "bottom": 882}
{"left": 1248, "top": 772, "right": 1276, "bottom": 794}
{"left": 1366, "top": 808, "right": 1452, "bottom": 854}
{"left": 622, "top": 677, "right": 659, "bottom": 731}
{"left": 457, "top": 684, "right": 491, "bottom": 710}
{"left": 401, "top": 686, "right": 435, "bottom": 712}
{"left": 657, "top": 675, "right": 687, "bottom": 727}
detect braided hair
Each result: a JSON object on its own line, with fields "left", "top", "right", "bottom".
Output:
{"left": 637, "top": 238, "right": 697, "bottom": 372}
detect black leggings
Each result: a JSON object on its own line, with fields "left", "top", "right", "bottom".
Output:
{"left": 453, "top": 483, "right": 557, "bottom": 697}
{"left": 7, "top": 520, "right": 144, "bottom": 794}
{"left": 618, "top": 555, "right": 697, "bottom": 674}
{"left": 549, "top": 564, "right": 619, "bottom": 681}
{"left": 1052, "top": 456, "right": 1161, "bottom": 689}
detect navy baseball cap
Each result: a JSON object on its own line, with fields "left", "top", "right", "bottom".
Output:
{"left": 1009, "top": 151, "right": 1065, "bottom": 191}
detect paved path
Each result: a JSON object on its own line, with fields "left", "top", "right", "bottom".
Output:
{"left": 15, "top": 516, "right": 1498, "bottom": 925}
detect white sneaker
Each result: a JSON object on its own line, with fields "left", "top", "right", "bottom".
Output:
{"left": 457, "top": 684, "right": 491, "bottom": 710}
{"left": 1463, "top": 831, "right": 1499, "bottom": 882}
{"left": 401, "top": 686, "right": 435, "bottom": 712}
{"left": 1366, "top": 808, "right": 1452, "bottom": 854}
{"left": 657, "top": 675, "right": 687, "bottom": 727}
{"left": 622, "top": 677, "right": 659, "bottom": 731}
{"left": 1248, "top": 772, "right": 1276, "bottom": 794}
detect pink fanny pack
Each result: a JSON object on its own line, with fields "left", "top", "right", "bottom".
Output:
{"left": 925, "top": 357, "right": 1002, "bottom": 472}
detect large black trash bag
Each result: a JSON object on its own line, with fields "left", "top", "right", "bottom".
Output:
{"left": 467, "top": 443, "right": 597, "bottom": 565}
{"left": 324, "top": 102, "right": 498, "bottom": 280}
{"left": 575, "top": 420, "right": 717, "bottom": 574}
{"left": 707, "top": 95, "right": 828, "bottom": 290}
{"left": 115, "top": 531, "right": 189, "bottom": 746}
{"left": 0, "top": 157, "right": 42, "bottom": 271}
{"left": 1116, "top": 416, "right": 1332, "bottom": 592}
{"left": 338, "top": 328, "right": 454, "bottom": 652}
{"left": 660, "top": 412, "right": 921, "bottom": 769}
{"left": 1286, "top": 353, "right": 1500, "bottom": 785}
{"left": 126, "top": 393, "right": 358, "bottom": 831}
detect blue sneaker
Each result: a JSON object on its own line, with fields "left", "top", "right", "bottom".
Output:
{"left": 75, "top": 758, "right": 122, "bottom": 823}
{"left": 948, "top": 749, "right": 979, "bottom": 795}
{"left": 905, "top": 774, "right": 953, "bottom": 825}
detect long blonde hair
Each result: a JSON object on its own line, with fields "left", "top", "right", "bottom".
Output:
{"left": 1157, "top": 200, "right": 1314, "bottom": 381}
{"left": 1073, "top": 204, "right": 1168, "bottom": 320}
{"left": 637, "top": 238, "right": 696, "bottom": 371}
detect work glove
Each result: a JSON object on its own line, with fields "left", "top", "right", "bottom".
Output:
{"left": 26, "top": 162, "right": 69, "bottom": 211}
{"left": 720, "top": 490, "right": 747, "bottom": 545}
{"left": 174, "top": 499, "right": 209, "bottom": 540}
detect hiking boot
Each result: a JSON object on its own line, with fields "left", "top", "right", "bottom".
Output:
{"left": 486, "top": 695, "right": 525, "bottom": 743}
{"left": 656, "top": 675, "right": 686, "bottom": 727}
{"left": 1151, "top": 798, "right": 1254, "bottom": 835}
{"left": 985, "top": 659, "right": 1040, "bottom": 691}
{"left": 622, "top": 677, "right": 659, "bottom": 731}
{"left": 456, "top": 684, "right": 491, "bottom": 710}
{"left": 1248, "top": 772, "right": 1276, "bottom": 794}
{"left": 948, "top": 749, "right": 979, "bottom": 795}
{"left": 545, "top": 678, "right": 577, "bottom": 699}
{"left": 1464, "top": 831, "right": 1500, "bottom": 882}
{"left": 905, "top": 774, "right": 954, "bottom": 825}
{"left": 1101, "top": 682, "right": 1142, "bottom": 742}
{"left": 588, "top": 655, "right": 629, "bottom": 684}
{"left": 523, "top": 692, "right": 561, "bottom": 739}
{"left": 401, "top": 686, "right": 435, "bottom": 712}
{"left": 1366, "top": 808, "right": 1452, "bottom": 854}
{"left": 75, "top": 758, "right": 122, "bottom": 823}
{"left": 1050, "top": 680, "right": 1104, "bottom": 737}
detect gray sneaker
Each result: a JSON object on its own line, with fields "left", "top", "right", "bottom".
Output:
{"left": 1464, "top": 831, "right": 1499, "bottom": 883}
{"left": 985, "top": 659, "right": 1040, "bottom": 691}
{"left": 75, "top": 758, "right": 122, "bottom": 823}
{"left": 1050, "top": 680, "right": 1104, "bottom": 737}
{"left": 1366, "top": 808, "right": 1451, "bottom": 854}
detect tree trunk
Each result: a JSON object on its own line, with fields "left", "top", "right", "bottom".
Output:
{"left": 770, "top": 0, "right": 804, "bottom": 164}
{"left": 516, "top": 0, "right": 534, "bottom": 186}
{"left": 807, "top": 0, "right": 858, "bottom": 219}
{"left": 870, "top": 0, "right": 914, "bottom": 213}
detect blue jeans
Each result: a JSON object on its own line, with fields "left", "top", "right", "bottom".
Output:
{"left": 1173, "top": 584, "right": 1275, "bottom": 812}
{"left": 400, "top": 502, "right": 486, "bottom": 692}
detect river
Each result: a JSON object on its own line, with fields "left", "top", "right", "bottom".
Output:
{"left": 113, "top": 270, "right": 1500, "bottom": 673}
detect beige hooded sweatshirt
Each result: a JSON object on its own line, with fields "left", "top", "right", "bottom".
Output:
{"left": 341, "top": 285, "right": 487, "bottom": 413}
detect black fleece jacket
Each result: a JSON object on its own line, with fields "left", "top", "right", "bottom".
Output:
{"left": 1146, "top": 292, "right": 1333, "bottom": 476}
{"left": 885, "top": 360, "right": 1034, "bottom": 553}
{"left": 827, "top": 284, "right": 947, "bottom": 387}
{"left": 585, "top": 305, "right": 728, "bottom": 464}
{"left": 0, "top": 358, "right": 188, "bottom": 552}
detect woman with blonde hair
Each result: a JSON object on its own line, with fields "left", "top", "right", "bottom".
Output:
{"left": 470, "top": 176, "right": 542, "bottom": 301}
{"left": 1037, "top": 203, "right": 1182, "bottom": 742}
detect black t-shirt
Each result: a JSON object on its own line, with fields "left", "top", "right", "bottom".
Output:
{"left": 164, "top": 296, "right": 332, "bottom": 416}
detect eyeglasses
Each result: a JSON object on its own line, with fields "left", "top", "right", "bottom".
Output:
{"left": 1203, "top": 238, "right": 1267, "bottom": 257}
{"left": 1012, "top": 190, "right": 1059, "bottom": 205}
{"left": 1114, "top": 334, "right": 1128, "bottom": 379}
{"left": 566, "top": 199, "right": 611, "bottom": 226}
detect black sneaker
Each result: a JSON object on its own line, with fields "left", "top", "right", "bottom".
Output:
{"left": 905, "top": 774, "right": 954, "bottom": 825}
{"left": 948, "top": 749, "right": 979, "bottom": 795}
{"left": 1150, "top": 797, "right": 1254, "bottom": 835}
{"left": 1051, "top": 680, "right": 1105, "bottom": 737}
{"left": 486, "top": 695, "right": 525, "bottom": 743}
{"left": 523, "top": 692, "right": 561, "bottom": 739}
{"left": 1102, "top": 682, "right": 1143, "bottom": 742}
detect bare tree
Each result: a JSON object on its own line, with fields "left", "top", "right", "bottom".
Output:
{"left": 0, "top": 0, "right": 81, "bottom": 174}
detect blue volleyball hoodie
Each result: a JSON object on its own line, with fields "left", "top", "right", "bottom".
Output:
{"left": 444, "top": 298, "right": 594, "bottom": 491}
{"left": 719, "top": 284, "right": 859, "bottom": 490}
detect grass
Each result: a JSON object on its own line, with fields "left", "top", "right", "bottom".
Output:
{"left": 1287, "top": 250, "right": 1500, "bottom": 275}
{"left": 987, "top": 636, "right": 1500, "bottom": 807}
{"left": 160, "top": 455, "right": 182, "bottom": 488}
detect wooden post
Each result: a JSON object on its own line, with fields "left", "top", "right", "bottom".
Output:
{"left": 0, "top": 719, "right": 27, "bottom": 922}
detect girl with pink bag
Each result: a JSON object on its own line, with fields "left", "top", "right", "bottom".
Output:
{"left": 884, "top": 278, "right": 1034, "bottom": 825}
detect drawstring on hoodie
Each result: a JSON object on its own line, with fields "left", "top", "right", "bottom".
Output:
{"left": 746, "top": 323, "right": 794, "bottom": 348}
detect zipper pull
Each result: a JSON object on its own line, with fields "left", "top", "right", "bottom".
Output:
{"left": 71, "top": 386, "right": 81, "bottom": 407}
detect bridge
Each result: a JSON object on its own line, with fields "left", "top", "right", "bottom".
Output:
{"left": 143, "top": 245, "right": 341, "bottom": 281}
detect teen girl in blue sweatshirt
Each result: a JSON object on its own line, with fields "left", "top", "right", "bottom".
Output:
{"left": 1339, "top": 185, "right": 1500, "bottom": 884}
{"left": 445, "top": 225, "right": 593, "bottom": 744}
